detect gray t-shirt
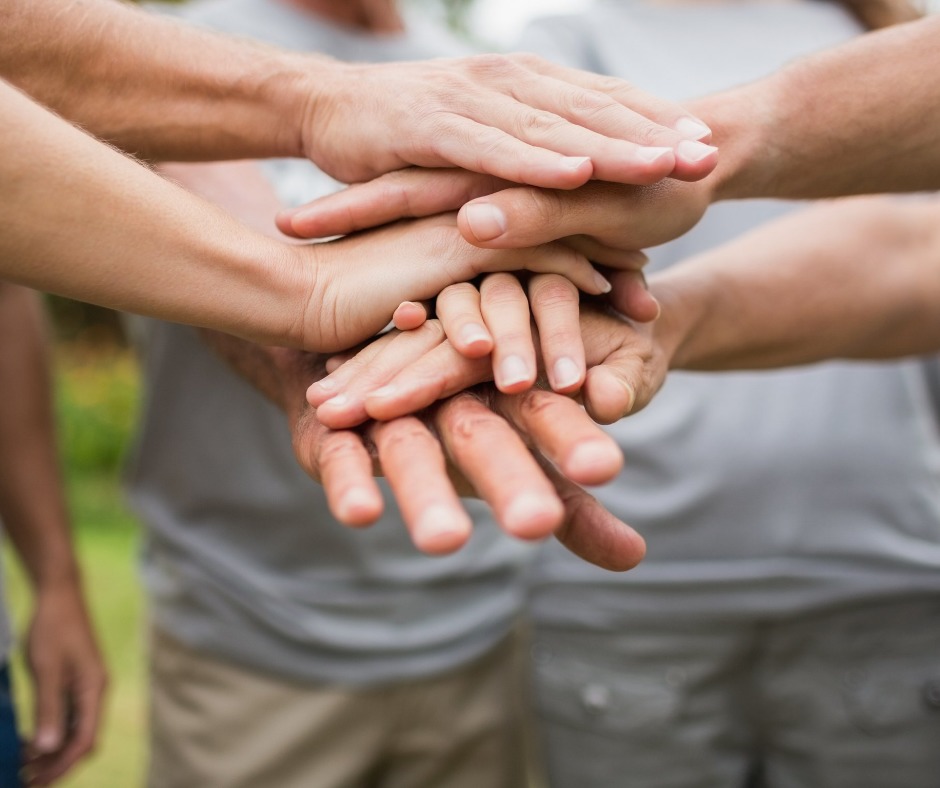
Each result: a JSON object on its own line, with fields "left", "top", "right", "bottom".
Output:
{"left": 525, "top": 0, "right": 940, "bottom": 628}
{"left": 125, "top": 0, "right": 535, "bottom": 686}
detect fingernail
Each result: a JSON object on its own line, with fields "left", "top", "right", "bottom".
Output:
{"left": 316, "top": 377, "right": 337, "bottom": 392}
{"left": 593, "top": 270, "right": 613, "bottom": 294}
{"left": 414, "top": 505, "right": 471, "bottom": 552}
{"left": 463, "top": 203, "right": 508, "bottom": 242}
{"left": 35, "top": 729, "right": 60, "bottom": 752}
{"left": 553, "top": 357, "right": 582, "bottom": 390}
{"left": 460, "top": 322, "right": 490, "bottom": 349}
{"left": 566, "top": 440, "right": 624, "bottom": 480}
{"left": 504, "top": 492, "right": 561, "bottom": 538}
{"left": 635, "top": 146, "right": 672, "bottom": 164}
{"left": 337, "top": 488, "right": 379, "bottom": 524}
{"left": 498, "top": 355, "right": 531, "bottom": 388}
{"left": 677, "top": 139, "right": 718, "bottom": 164}
{"left": 369, "top": 384, "right": 398, "bottom": 399}
{"left": 560, "top": 155, "right": 591, "bottom": 171}
{"left": 674, "top": 116, "right": 712, "bottom": 140}
{"left": 320, "top": 394, "right": 348, "bottom": 409}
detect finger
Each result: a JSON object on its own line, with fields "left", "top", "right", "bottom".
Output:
{"left": 480, "top": 274, "right": 537, "bottom": 393}
{"left": 391, "top": 300, "right": 430, "bottom": 331}
{"left": 608, "top": 269, "right": 661, "bottom": 323}
{"left": 538, "top": 460, "right": 646, "bottom": 572}
{"left": 298, "top": 416, "right": 383, "bottom": 525}
{"left": 436, "top": 283, "right": 492, "bottom": 358}
{"left": 31, "top": 656, "right": 65, "bottom": 757}
{"left": 426, "top": 116, "right": 596, "bottom": 190}
{"left": 514, "top": 56, "right": 718, "bottom": 180}
{"left": 495, "top": 388, "right": 623, "bottom": 487}
{"left": 308, "top": 332, "right": 398, "bottom": 406}
{"left": 316, "top": 321, "right": 448, "bottom": 429}
{"left": 583, "top": 337, "right": 668, "bottom": 425}
{"left": 523, "top": 57, "right": 714, "bottom": 144}
{"left": 365, "top": 342, "right": 492, "bottom": 422}
{"left": 434, "top": 394, "right": 564, "bottom": 541}
{"left": 477, "top": 94, "right": 677, "bottom": 185}
{"left": 325, "top": 352, "right": 355, "bottom": 374}
{"left": 33, "top": 671, "right": 106, "bottom": 786}
{"left": 371, "top": 418, "right": 472, "bottom": 554}
{"left": 528, "top": 274, "right": 585, "bottom": 393}
{"left": 277, "top": 169, "right": 507, "bottom": 239}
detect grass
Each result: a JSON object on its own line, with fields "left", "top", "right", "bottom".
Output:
{"left": 4, "top": 346, "right": 147, "bottom": 787}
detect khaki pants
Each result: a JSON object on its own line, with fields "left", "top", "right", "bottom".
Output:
{"left": 149, "top": 628, "right": 529, "bottom": 788}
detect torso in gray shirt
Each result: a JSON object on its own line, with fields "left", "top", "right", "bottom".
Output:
{"left": 125, "top": 0, "right": 535, "bottom": 686}
{"left": 524, "top": 0, "right": 940, "bottom": 628}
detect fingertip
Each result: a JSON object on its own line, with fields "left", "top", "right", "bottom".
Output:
{"left": 392, "top": 301, "right": 429, "bottom": 331}
{"left": 583, "top": 367, "right": 636, "bottom": 425}
{"left": 412, "top": 506, "right": 473, "bottom": 554}
{"left": 562, "top": 439, "right": 624, "bottom": 486}
{"left": 307, "top": 378, "right": 336, "bottom": 407}
{"left": 672, "top": 140, "right": 719, "bottom": 181}
{"left": 275, "top": 208, "right": 300, "bottom": 238}
{"left": 33, "top": 729, "right": 61, "bottom": 755}
{"left": 460, "top": 202, "right": 508, "bottom": 244}
{"left": 502, "top": 492, "right": 564, "bottom": 540}
{"left": 335, "top": 488, "right": 383, "bottom": 527}
{"left": 550, "top": 356, "right": 585, "bottom": 393}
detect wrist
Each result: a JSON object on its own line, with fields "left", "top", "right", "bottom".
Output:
{"left": 278, "top": 52, "right": 347, "bottom": 163}
{"left": 690, "top": 73, "right": 786, "bottom": 203}
{"left": 648, "top": 262, "right": 717, "bottom": 370}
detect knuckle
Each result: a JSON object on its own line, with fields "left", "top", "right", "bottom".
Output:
{"left": 517, "top": 110, "right": 566, "bottom": 139}
{"left": 466, "top": 53, "right": 518, "bottom": 79}
{"left": 317, "top": 435, "right": 363, "bottom": 468}
{"left": 565, "top": 88, "right": 617, "bottom": 121}
{"left": 518, "top": 388, "right": 559, "bottom": 422}
{"left": 378, "top": 420, "right": 434, "bottom": 454}
{"left": 508, "top": 51, "right": 544, "bottom": 70}
{"left": 521, "top": 189, "right": 564, "bottom": 227}
{"left": 440, "top": 401, "right": 499, "bottom": 443}
{"left": 530, "top": 276, "right": 578, "bottom": 311}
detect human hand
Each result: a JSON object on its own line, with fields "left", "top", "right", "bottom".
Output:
{"left": 295, "top": 212, "right": 630, "bottom": 353}
{"left": 301, "top": 53, "right": 718, "bottom": 188}
{"left": 381, "top": 270, "right": 658, "bottom": 395}
{"left": 309, "top": 273, "right": 671, "bottom": 429}
{"left": 269, "top": 347, "right": 645, "bottom": 570}
{"left": 278, "top": 167, "right": 714, "bottom": 263}
{"left": 23, "top": 582, "right": 107, "bottom": 787}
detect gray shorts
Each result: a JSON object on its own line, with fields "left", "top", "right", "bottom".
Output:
{"left": 529, "top": 596, "right": 940, "bottom": 788}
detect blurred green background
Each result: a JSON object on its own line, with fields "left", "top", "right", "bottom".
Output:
{"left": 5, "top": 325, "right": 147, "bottom": 787}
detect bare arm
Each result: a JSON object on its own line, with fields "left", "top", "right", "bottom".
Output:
{"left": 0, "top": 0, "right": 716, "bottom": 187}
{"left": 289, "top": 16, "right": 940, "bottom": 250}
{"left": 650, "top": 196, "right": 940, "bottom": 370}
{"left": 0, "top": 283, "right": 106, "bottom": 786}
{"left": 697, "top": 16, "right": 940, "bottom": 201}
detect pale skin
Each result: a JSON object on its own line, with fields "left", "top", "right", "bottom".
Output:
{"left": 0, "top": 0, "right": 718, "bottom": 185}
{"left": 159, "top": 157, "right": 644, "bottom": 569}
{"left": 1, "top": 77, "right": 646, "bottom": 355}
{"left": 0, "top": 283, "right": 106, "bottom": 787}
{"left": 308, "top": 195, "right": 940, "bottom": 427}
{"left": 282, "top": 13, "right": 940, "bottom": 247}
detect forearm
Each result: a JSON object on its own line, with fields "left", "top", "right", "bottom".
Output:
{"left": 0, "top": 79, "right": 310, "bottom": 346}
{"left": 653, "top": 196, "right": 940, "bottom": 370}
{"left": 0, "top": 0, "right": 324, "bottom": 161}
{"left": 695, "top": 16, "right": 940, "bottom": 201}
{"left": 0, "top": 284, "right": 81, "bottom": 590}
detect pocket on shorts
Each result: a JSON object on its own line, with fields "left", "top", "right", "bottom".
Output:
{"left": 529, "top": 633, "right": 679, "bottom": 738}
{"left": 841, "top": 656, "right": 940, "bottom": 735}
